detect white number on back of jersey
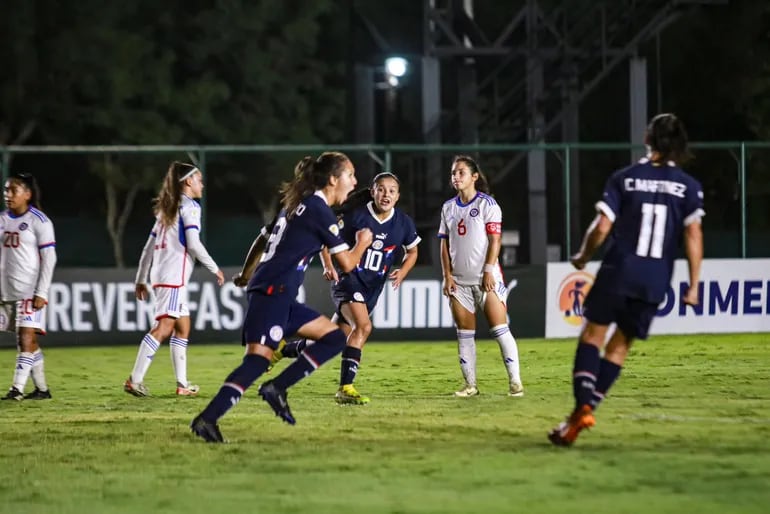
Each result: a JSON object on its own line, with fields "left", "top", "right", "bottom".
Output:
{"left": 636, "top": 202, "right": 667, "bottom": 258}
{"left": 261, "top": 217, "right": 288, "bottom": 263}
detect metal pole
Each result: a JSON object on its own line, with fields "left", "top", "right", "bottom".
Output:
{"left": 1, "top": 149, "right": 9, "bottom": 185}
{"left": 740, "top": 142, "right": 746, "bottom": 258}
{"left": 384, "top": 149, "right": 392, "bottom": 173}
{"left": 564, "top": 146, "right": 571, "bottom": 260}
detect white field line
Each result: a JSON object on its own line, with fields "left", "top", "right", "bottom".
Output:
{"left": 617, "top": 413, "right": 770, "bottom": 424}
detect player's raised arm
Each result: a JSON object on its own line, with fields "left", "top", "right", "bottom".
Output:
{"left": 332, "top": 228, "right": 372, "bottom": 273}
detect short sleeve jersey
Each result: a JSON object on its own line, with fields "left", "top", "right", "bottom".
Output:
{"left": 437, "top": 192, "right": 502, "bottom": 286}
{"left": 149, "top": 195, "right": 202, "bottom": 287}
{"left": 595, "top": 158, "right": 705, "bottom": 303}
{"left": 248, "top": 191, "right": 349, "bottom": 298}
{"left": 0, "top": 207, "right": 56, "bottom": 301}
{"left": 335, "top": 201, "right": 421, "bottom": 294}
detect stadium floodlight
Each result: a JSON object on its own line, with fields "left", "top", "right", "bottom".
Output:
{"left": 385, "top": 57, "right": 408, "bottom": 79}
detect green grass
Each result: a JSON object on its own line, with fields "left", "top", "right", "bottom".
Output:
{"left": 1, "top": 334, "right": 769, "bottom": 514}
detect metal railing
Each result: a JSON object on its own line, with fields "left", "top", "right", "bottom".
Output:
{"left": 0, "top": 142, "right": 767, "bottom": 266}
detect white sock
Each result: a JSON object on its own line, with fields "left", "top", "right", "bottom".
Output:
{"left": 169, "top": 336, "right": 189, "bottom": 387}
{"left": 130, "top": 334, "right": 160, "bottom": 384}
{"left": 12, "top": 352, "right": 34, "bottom": 392}
{"left": 457, "top": 329, "right": 477, "bottom": 387}
{"left": 30, "top": 349, "right": 48, "bottom": 392}
{"left": 491, "top": 324, "right": 521, "bottom": 384}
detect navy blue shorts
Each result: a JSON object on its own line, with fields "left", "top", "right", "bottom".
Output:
{"left": 242, "top": 291, "right": 321, "bottom": 349}
{"left": 582, "top": 288, "right": 658, "bottom": 340}
{"left": 331, "top": 275, "right": 382, "bottom": 325}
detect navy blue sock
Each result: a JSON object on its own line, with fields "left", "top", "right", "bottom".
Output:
{"left": 272, "top": 329, "right": 346, "bottom": 390}
{"left": 198, "top": 354, "right": 269, "bottom": 422}
{"left": 590, "top": 358, "right": 622, "bottom": 411}
{"left": 282, "top": 339, "right": 308, "bottom": 359}
{"left": 572, "top": 341, "right": 601, "bottom": 410}
{"left": 340, "top": 346, "right": 362, "bottom": 386}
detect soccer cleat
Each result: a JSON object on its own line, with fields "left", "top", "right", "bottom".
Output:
{"left": 1, "top": 387, "right": 24, "bottom": 401}
{"left": 190, "top": 415, "right": 225, "bottom": 443}
{"left": 176, "top": 384, "right": 200, "bottom": 396}
{"left": 258, "top": 380, "right": 296, "bottom": 425}
{"left": 454, "top": 384, "right": 480, "bottom": 397}
{"left": 266, "top": 339, "right": 287, "bottom": 373}
{"left": 335, "top": 384, "right": 370, "bottom": 405}
{"left": 548, "top": 405, "right": 596, "bottom": 447}
{"left": 24, "top": 388, "right": 52, "bottom": 400}
{"left": 508, "top": 382, "right": 524, "bottom": 397}
{"left": 123, "top": 378, "right": 150, "bottom": 397}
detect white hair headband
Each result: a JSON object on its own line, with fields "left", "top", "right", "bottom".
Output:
{"left": 178, "top": 167, "right": 199, "bottom": 182}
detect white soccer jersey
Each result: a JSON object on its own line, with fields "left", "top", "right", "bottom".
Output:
{"left": 135, "top": 195, "right": 219, "bottom": 288}
{"left": 438, "top": 192, "right": 503, "bottom": 286}
{"left": 0, "top": 207, "right": 57, "bottom": 301}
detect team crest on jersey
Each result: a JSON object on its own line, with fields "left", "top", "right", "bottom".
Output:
{"left": 18, "top": 223, "right": 28, "bottom": 231}
{"left": 556, "top": 271, "right": 595, "bottom": 326}
{"left": 353, "top": 292, "right": 365, "bottom": 302}
{"left": 372, "top": 240, "right": 383, "bottom": 250}
{"left": 328, "top": 224, "right": 340, "bottom": 236}
{"left": 269, "top": 325, "right": 284, "bottom": 343}
{"left": 337, "top": 219, "right": 345, "bottom": 229}
{"left": 469, "top": 208, "right": 480, "bottom": 217}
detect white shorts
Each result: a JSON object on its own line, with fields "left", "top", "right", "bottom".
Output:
{"left": 0, "top": 299, "right": 47, "bottom": 334}
{"left": 450, "top": 281, "right": 507, "bottom": 315}
{"left": 152, "top": 286, "right": 190, "bottom": 320}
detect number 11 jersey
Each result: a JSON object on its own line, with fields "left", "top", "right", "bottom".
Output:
{"left": 595, "top": 157, "right": 705, "bottom": 304}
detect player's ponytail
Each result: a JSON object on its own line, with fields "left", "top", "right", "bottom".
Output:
{"left": 153, "top": 161, "right": 192, "bottom": 227}
{"left": 452, "top": 155, "right": 492, "bottom": 194}
{"left": 281, "top": 152, "right": 352, "bottom": 218}
{"left": 645, "top": 113, "right": 691, "bottom": 165}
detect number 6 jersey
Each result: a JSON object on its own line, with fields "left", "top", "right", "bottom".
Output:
{"left": 594, "top": 157, "right": 705, "bottom": 303}
{"left": 438, "top": 192, "right": 502, "bottom": 286}
{"left": 0, "top": 207, "right": 57, "bottom": 302}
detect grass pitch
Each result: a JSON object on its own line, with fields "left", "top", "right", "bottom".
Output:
{"left": 0, "top": 334, "right": 768, "bottom": 514}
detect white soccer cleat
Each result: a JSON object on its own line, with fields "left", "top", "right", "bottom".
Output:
{"left": 508, "top": 382, "right": 524, "bottom": 397}
{"left": 454, "top": 384, "right": 480, "bottom": 397}
{"left": 176, "top": 383, "right": 200, "bottom": 396}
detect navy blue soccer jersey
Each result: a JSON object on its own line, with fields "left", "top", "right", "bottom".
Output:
{"left": 594, "top": 158, "right": 705, "bottom": 303}
{"left": 247, "top": 191, "right": 349, "bottom": 298}
{"left": 335, "top": 201, "right": 421, "bottom": 297}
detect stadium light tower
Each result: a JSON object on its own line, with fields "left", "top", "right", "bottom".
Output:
{"left": 384, "top": 56, "right": 409, "bottom": 87}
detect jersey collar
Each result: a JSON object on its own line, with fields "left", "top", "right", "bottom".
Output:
{"left": 455, "top": 191, "right": 480, "bottom": 207}
{"left": 366, "top": 201, "right": 395, "bottom": 224}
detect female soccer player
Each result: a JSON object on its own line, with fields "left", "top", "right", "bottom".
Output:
{"left": 124, "top": 161, "right": 224, "bottom": 397}
{"left": 276, "top": 172, "right": 421, "bottom": 405}
{"left": 548, "top": 113, "right": 703, "bottom": 446}
{"left": 191, "top": 152, "right": 373, "bottom": 442}
{"left": 438, "top": 155, "right": 523, "bottom": 398}
{"left": 0, "top": 172, "right": 57, "bottom": 401}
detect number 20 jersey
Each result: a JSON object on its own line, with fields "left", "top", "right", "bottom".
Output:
{"left": 0, "top": 207, "right": 57, "bottom": 302}
{"left": 595, "top": 158, "right": 705, "bottom": 304}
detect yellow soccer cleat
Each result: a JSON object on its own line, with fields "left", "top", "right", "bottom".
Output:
{"left": 335, "top": 384, "right": 370, "bottom": 405}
